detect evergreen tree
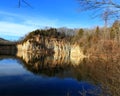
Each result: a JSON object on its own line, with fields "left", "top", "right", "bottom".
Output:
{"left": 95, "top": 26, "right": 100, "bottom": 38}
{"left": 78, "top": 28, "right": 84, "bottom": 38}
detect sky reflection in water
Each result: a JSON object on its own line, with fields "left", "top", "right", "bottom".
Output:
{"left": 0, "top": 58, "right": 101, "bottom": 96}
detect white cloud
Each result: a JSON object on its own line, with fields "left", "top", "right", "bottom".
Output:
{"left": 0, "top": 21, "right": 35, "bottom": 37}
{"left": 0, "top": 10, "right": 59, "bottom": 27}
{"left": 24, "top": 18, "right": 58, "bottom": 28}
{"left": 0, "top": 10, "right": 20, "bottom": 17}
{"left": 0, "top": 10, "right": 59, "bottom": 39}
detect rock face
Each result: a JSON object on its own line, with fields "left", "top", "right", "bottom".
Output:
{"left": 70, "top": 44, "right": 84, "bottom": 64}
{"left": 17, "top": 35, "right": 85, "bottom": 64}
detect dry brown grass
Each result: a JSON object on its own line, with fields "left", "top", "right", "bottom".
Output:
{"left": 87, "top": 40, "right": 120, "bottom": 61}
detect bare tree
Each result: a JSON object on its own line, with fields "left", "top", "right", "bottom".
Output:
{"left": 77, "top": 0, "right": 120, "bottom": 26}
{"left": 18, "top": 0, "right": 32, "bottom": 8}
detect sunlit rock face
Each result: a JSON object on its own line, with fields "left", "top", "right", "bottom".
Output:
{"left": 17, "top": 35, "right": 85, "bottom": 64}
{"left": 17, "top": 40, "right": 30, "bottom": 51}
{"left": 70, "top": 44, "right": 85, "bottom": 64}
{"left": 16, "top": 51, "right": 33, "bottom": 63}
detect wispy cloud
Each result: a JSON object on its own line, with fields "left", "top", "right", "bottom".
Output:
{"left": 0, "top": 10, "right": 20, "bottom": 17}
{"left": 24, "top": 18, "right": 58, "bottom": 28}
{"left": 0, "top": 21, "right": 35, "bottom": 36}
{"left": 0, "top": 10, "right": 58, "bottom": 27}
{"left": 0, "top": 10, "right": 59, "bottom": 40}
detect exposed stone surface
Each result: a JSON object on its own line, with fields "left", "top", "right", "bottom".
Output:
{"left": 17, "top": 35, "right": 85, "bottom": 64}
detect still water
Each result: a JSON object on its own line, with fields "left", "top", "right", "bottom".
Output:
{"left": 0, "top": 51, "right": 119, "bottom": 96}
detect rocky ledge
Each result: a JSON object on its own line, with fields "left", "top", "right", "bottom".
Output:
{"left": 17, "top": 29, "right": 85, "bottom": 64}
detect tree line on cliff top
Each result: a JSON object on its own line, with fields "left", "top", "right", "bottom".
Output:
{"left": 19, "top": 20, "right": 120, "bottom": 45}
{"left": 19, "top": 28, "right": 71, "bottom": 43}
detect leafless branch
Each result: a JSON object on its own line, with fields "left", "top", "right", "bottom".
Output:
{"left": 77, "top": 0, "right": 120, "bottom": 26}
{"left": 18, "top": 0, "right": 33, "bottom": 8}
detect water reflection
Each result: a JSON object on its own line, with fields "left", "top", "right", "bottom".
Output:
{"left": 0, "top": 50, "right": 120, "bottom": 96}
{"left": 16, "top": 51, "right": 85, "bottom": 78}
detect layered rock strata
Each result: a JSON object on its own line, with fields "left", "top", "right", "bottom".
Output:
{"left": 17, "top": 35, "right": 85, "bottom": 64}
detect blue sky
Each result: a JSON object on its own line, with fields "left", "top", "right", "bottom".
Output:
{"left": 0, "top": 0, "right": 104, "bottom": 41}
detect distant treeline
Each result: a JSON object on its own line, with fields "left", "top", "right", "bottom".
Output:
{"left": 0, "top": 38, "right": 16, "bottom": 45}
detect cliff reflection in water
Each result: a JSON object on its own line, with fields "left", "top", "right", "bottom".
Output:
{"left": 0, "top": 49, "right": 119, "bottom": 96}
{"left": 16, "top": 51, "right": 120, "bottom": 96}
{"left": 16, "top": 51, "right": 84, "bottom": 77}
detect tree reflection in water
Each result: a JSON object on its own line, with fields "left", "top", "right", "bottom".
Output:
{"left": 0, "top": 51, "right": 120, "bottom": 96}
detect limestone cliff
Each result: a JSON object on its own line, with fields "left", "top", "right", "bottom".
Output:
{"left": 17, "top": 31, "right": 85, "bottom": 64}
